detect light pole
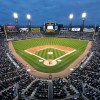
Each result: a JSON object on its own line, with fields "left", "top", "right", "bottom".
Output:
{"left": 26, "top": 14, "right": 31, "bottom": 26}
{"left": 82, "top": 12, "right": 87, "bottom": 31}
{"left": 69, "top": 13, "right": 74, "bottom": 28}
{"left": 13, "top": 12, "right": 18, "bottom": 25}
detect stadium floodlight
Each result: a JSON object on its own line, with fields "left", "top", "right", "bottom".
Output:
{"left": 26, "top": 14, "right": 31, "bottom": 20}
{"left": 13, "top": 12, "right": 18, "bottom": 25}
{"left": 69, "top": 13, "right": 74, "bottom": 27}
{"left": 82, "top": 12, "right": 87, "bottom": 31}
{"left": 13, "top": 12, "right": 18, "bottom": 19}
{"left": 69, "top": 14, "right": 74, "bottom": 19}
{"left": 26, "top": 14, "right": 31, "bottom": 26}
{"left": 82, "top": 12, "right": 87, "bottom": 19}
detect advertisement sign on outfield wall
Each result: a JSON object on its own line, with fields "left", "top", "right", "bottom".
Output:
{"left": 19, "top": 28, "right": 29, "bottom": 32}
{"left": 71, "top": 28, "right": 81, "bottom": 32}
{"left": 83, "top": 28, "right": 95, "bottom": 32}
{"left": 31, "top": 28, "right": 40, "bottom": 32}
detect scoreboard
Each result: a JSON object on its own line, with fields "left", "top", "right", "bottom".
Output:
{"left": 43, "top": 21, "right": 58, "bottom": 33}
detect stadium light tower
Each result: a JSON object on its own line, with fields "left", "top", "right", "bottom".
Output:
{"left": 82, "top": 12, "right": 87, "bottom": 30}
{"left": 13, "top": 12, "right": 18, "bottom": 25}
{"left": 69, "top": 13, "right": 74, "bottom": 27}
{"left": 26, "top": 14, "right": 31, "bottom": 26}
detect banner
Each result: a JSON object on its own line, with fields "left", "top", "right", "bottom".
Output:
{"left": 83, "top": 28, "right": 94, "bottom": 32}
{"left": 71, "top": 28, "right": 81, "bottom": 32}
{"left": 31, "top": 28, "right": 40, "bottom": 32}
{"left": 19, "top": 28, "right": 29, "bottom": 32}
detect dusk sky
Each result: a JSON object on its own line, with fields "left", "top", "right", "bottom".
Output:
{"left": 0, "top": 0, "right": 100, "bottom": 26}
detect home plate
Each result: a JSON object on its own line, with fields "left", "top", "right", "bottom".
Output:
{"left": 39, "top": 60, "right": 43, "bottom": 62}
{"left": 44, "top": 59, "right": 57, "bottom": 66}
{"left": 48, "top": 52, "right": 53, "bottom": 55}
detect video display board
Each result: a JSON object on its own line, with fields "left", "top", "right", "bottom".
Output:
{"left": 45, "top": 22, "right": 56, "bottom": 32}
{"left": 71, "top": 28, "right": 81, "bottom": 32}
{"left": 98, "top": 27, "right": 100, "bottom": 32}
{"left": 54, "top": 26, "right": 58, "bottom": 30}
{"left": 19, "top": 28, "right": 29, "bottom": 32}
{"left": 43, "top": 21, "right": 59, "bottom": 33}
{"left": 6, "top": 25, "right": 18, "bottom": 33}
{"left": 47, "top": 26, "right": 53, "bottom": 29}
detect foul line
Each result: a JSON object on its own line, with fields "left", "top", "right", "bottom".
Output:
{"left": 25, "top": 49, "right": 76, "bottom": 62}
{"left": 25, "top": 50, "right": 46, "bottom": 60}
{"left": 54, "top": 49, "right": 76, "bottom": 61}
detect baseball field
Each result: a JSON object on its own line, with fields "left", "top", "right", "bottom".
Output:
{"left": 12, "top": 38, "right": 88, "bottom": 73}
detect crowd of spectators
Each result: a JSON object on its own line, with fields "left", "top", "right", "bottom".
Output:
{"left": 6, "top": 30, "right": 94, "bottom": 41}
{"left": 7, "top": 32, "right": 44, "bottom": 40}
{"left": 0, "top": 32, "right": 100, "bottom": 99}
{"left": 58, "top": 31, "right": 93, "bottom": 40}
{"left": 67, "top": 34, "right": 100, "bottom": 100}
{"left": 0, "top": 40, "right": 34, "bottom": 100}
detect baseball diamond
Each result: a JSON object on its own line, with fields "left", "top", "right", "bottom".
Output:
{"left": 10, "top": 38, "right": 90, "bottom": 74}
{"left": 25, "top": 45, "right": 76, "bottom": 66}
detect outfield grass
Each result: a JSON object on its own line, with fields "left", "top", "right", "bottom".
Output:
{"left": 12, "top": 38, "right": 88, "bottom": 73}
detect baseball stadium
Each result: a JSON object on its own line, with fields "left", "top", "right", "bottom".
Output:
{"left": 0, "top": 1, "right": 100, "bottom": 100}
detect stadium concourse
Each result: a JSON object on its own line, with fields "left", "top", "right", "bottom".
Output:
{"left": 0, "top": 30, "right": 100, "bottom": 100}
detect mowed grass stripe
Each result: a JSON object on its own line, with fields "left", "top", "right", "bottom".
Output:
{"left": 13, "top": 38, "right": 88, "bottom": 73}
{"left": 54, "top": 48, "right": 58, "bottom": 60}
{"left": 47, "top": 48, "right": 50, "bottom": 59}
{"left": 49, "top": 48, "right": 52, "bottom": 59}
{"left": 35, "top": 48, "right": 65, "bottom": 60}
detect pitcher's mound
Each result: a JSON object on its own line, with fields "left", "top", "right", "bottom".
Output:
{"left": 44, "top": 59, "right": 57, "bottom": 66}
